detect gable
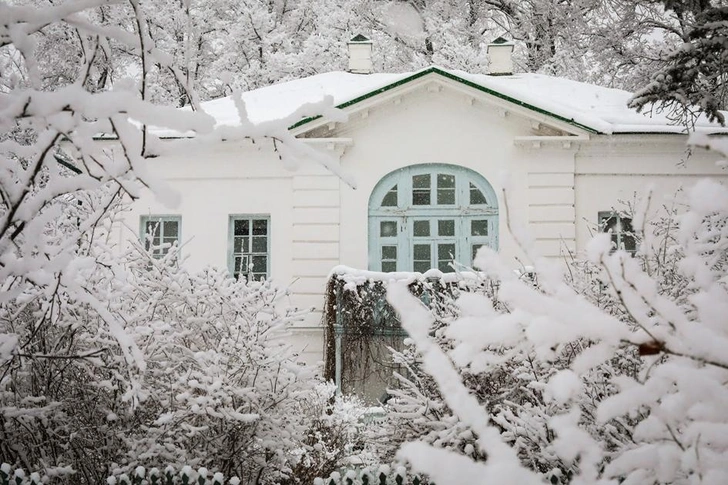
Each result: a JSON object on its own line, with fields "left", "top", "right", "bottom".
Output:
{"left": 291, "top": 68, "right": 595, "bottom": 139}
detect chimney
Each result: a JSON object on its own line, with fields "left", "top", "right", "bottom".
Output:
{"left": 486, "top": 37, "right": 514, "bottom": 76}
{"left": 348, "top": 34, "right": 373, "bottom": 74}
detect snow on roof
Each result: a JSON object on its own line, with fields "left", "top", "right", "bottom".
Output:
{"left": 197, "top": 71, "right": 407, "bottom": 126}
{"left": 454, "top": 70, "right": 726, "bottom": 134}
{"left": 190, "top": 66, "right": 727, "bottom": 137}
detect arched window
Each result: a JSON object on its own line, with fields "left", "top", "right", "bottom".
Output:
{"left": 368, "top": 164, "right": 498, "bottom": 272}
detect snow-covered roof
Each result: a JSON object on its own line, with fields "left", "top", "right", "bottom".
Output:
{"left": 194, "top": 66, "right": 728, "bottom": 136}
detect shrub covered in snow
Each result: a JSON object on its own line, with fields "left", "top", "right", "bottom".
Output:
{"left": 0, "top": 2, "right": 355, "bottom": 483}
{"left": 1, "top": 237, "right": 377, "bottom": 483}
{"left": 380, "top": 267, "right": 643, "bottom": 482}
{"left": 386, "top": 177, "right": 728, "bottom": 484}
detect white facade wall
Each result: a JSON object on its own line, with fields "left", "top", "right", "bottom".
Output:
{"left": 121, "top": 79, "right": 726, "bottom": 364}
{"left": 574, "top": 137, "right": 727, "bottom": 251}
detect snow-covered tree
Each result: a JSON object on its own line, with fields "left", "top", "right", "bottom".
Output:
{"left": 382, "top": 264, "right": 643, "bottom": 482}
{"left": 386, "top": 166, "right": 728, "bottom": 484}
{"left": 1, "top": 2, "right": 354, "bottom": 482}
{"left": 629, "top": 1, "right": 727, "bottom": 126}
{"left": 0, "top": 0, "right": 210, "bottom": 377}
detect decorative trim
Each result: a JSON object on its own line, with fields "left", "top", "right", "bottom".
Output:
{"left": 513, "top": 135, "right": 589, "bottom": 149}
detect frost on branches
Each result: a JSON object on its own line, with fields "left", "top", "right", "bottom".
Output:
{"left": 629, "top": 2, "right": 728, "bottom": 127}
{"left": 2, "top": 234, "right": 372, "bottom": 483}
{"left": 387, "top": 178, "right": 728, "bottom": 484}
{"left": 1, "top": 2, "right": 353, "bottom": 483}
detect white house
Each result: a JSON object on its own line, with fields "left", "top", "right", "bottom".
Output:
{"left": 118, "top": 38, "right": 728, "bottom": 375}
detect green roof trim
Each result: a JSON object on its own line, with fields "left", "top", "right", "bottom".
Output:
{"left": 289, "top": 67, "right": 600, "bottom": 134}
{"left": 490, "top": 37, "right": 511, "bottom": 44}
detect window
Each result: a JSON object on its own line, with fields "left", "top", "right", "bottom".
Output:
{"left": 229, "top": 216, "right": 270, "bottom": 280}
{"left": 599, "top": 212, "right": 636, "bottom": 254}
{"left": 369, "top": 164, "right": 498, "bottom": 272}
{"left": 140, "top": 215, "right": 180, "bottom": 258}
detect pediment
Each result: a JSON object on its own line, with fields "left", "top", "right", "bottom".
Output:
{"left": 292, "top": 69, "right": 593, "bottom": 141}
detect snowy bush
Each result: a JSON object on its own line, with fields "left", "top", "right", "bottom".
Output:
{"left": 386, "top": 177, "right": 728, "bottom": 484}
{"left": 1, "top": 237, "right": 376, "bottom": 483}
{"left": 1, "top": 3, "right": 353, "bottom": 483}
{"left": 381, "top": 268, "right": 643, "bottom": 482}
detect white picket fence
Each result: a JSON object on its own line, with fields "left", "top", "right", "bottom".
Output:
{"left": 0, "top": 463, "right": 427, "bottom": 485}
{"left": 314, "top": 465, "right": 427, "bottom": 485}
{"left": 0, "top": 464, "right": 236, "bottom": 485}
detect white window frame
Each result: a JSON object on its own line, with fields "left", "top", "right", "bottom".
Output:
{"left": 228, "top": 215, "right": 271, "bottom": 281}
{"left": 140, "top": 215, "right": 181, "bottom": 259}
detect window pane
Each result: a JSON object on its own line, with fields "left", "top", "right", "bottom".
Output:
{"left": 600, "top": 214, "right": 635, "bottom": 254}
{"left": 236, "top": 237, "right": 250, "bottom": 253}
{"left": 252, "top": 219, "right": 268, "bottom": 235}
{"left": 380, "top": 221, "right": 397, "bottom": 237}
{"left": 472, "top": 244, "right": 482, "bottom": 262}
{"left": 437, "top": 174, "right": 455, "bottom": 205}
{"left": 438, "top": 219, "right": 454, "bottom": 236}
{"left": 470, "top": 183, "right": 487, "bottom": 205}
{"left": 437, "top": 174, "right": 455, "bottom": 188}
{"left": 413, "top": 220, "right": 430, "bottom": 237}
{"left": 413, "top": 244, "right": 431, "bottom": 260}
{"left": 621, "top": 217, "right": 634, "bottom": 233}
{"left": 252, "top": 255, "right": 267, "bottom": 273}
{"left": 622, "top": 233, "right": 636, "bottom": 252}
{"left": 438, "top": 243, "right": 455, "bottom": 260}
{"left": 412, "top": 174, "right": 431, "bottom": 206}
{"left": 438, "top": 243, "right": 455, "bottom": 273}
{"left": 382, "top": 261, "right": 397, "bottom": 272}
{"left": 252, "top": 236, "right": 267, "bottom": 252}
{"left": 413, "top": 261, "right": 430, "bottom": 273}
{"left": 234, "top": 219, "right": 249, "bottom": 236}
{"left": 164, "top": 221, "right": 179, "bottom": 238}
{"left": 471, "top": 220, "right": 488, "bottom": 236}
{"left": 413, "top": 174, "right": 431, "bottom": 189}
{"left": 145, "top": 221, "right": 158, "bottom": 235}
{"left": 382, "top": 246, "right": 397, "bottom": 260}
{"left": 144, "top": 221, "right": 160, "bottom": 249}
{"left": 601, "top": 215, "right": 617, "bottom": 233}
{"left": 438, "top": 189, "right": 455, "bottom": 205}
{"left": 413, "top": 190, "right": 431, "bottom": 205}
{"left": 382, "top": 185, "right": 398, "bottom": 206}
{"left": 234, "top": 256, "right": 248, "bottom": 273}
{"left": 438, "top": 261, "right": 454, "bottom": 272}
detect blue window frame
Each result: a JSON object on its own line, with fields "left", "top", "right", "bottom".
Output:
{"left": 140, "top": 215, "right": 181, "bottom": 259}
{"left": 228, "top": 215, "right": 270, "bottom": 281}
{"left": 368, "top": 164, "right": 498, "bottom": 272}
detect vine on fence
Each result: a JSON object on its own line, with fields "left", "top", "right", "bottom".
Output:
{"left": 322, "top": 267, "right": 498, "bottom": 401}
